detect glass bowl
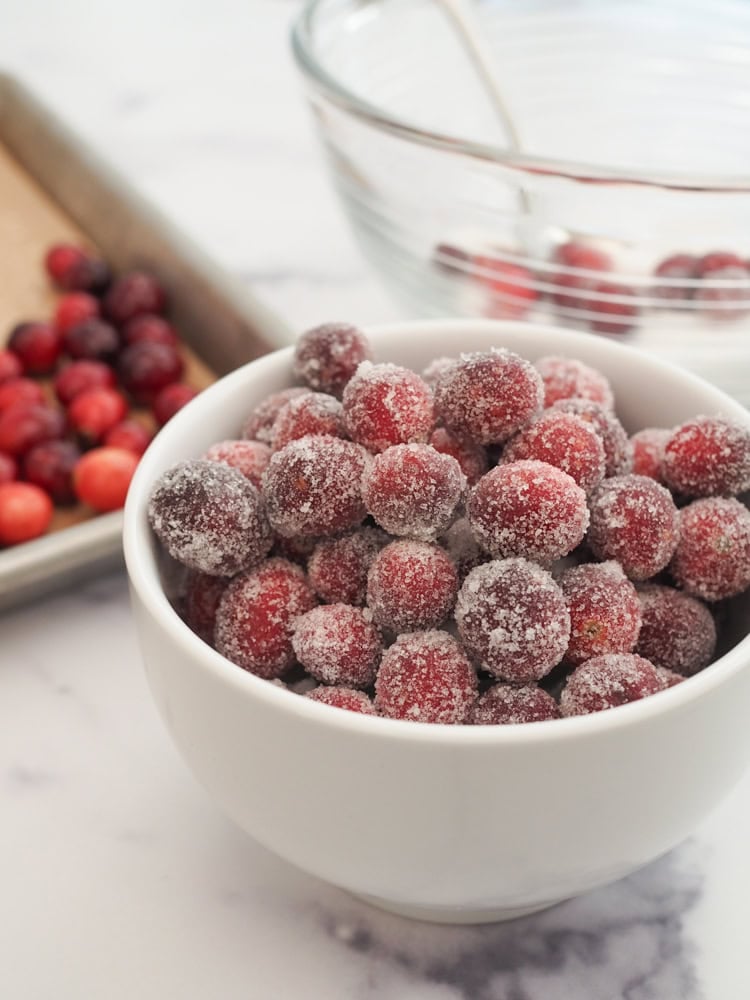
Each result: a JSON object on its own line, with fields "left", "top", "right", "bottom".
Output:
{"left": 292, "top": 0, "right": 750, "bottom": 404}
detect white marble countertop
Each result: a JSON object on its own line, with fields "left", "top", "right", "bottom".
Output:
{"left": 1, "top": 2, "right": 749, "bottom": 997}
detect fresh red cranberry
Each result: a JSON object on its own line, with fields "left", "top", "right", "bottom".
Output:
{"left": 652, "top": 254, "right": 698, "bottom": 301}
{"left": 695, "top": 251, "right": 747, "bottom": 277}
{"left": 551, "top": 241, "right": 613, "bottom": 272}
{"left": 68, "top": 387, "right": 129, "bottom": 443}
{"left": 547, "top": 243, "right": 612, "bottom": 313}
{"left": 152, "top": 382, "right": 198, "bottom": 425}
{"left": 54, "top": 292, "right": 100, "bottom": 334}
{"left": 0, "top": 452, "right": 17, "bottom": 484}
{"left": 23, "top": 439, "right": 81, "bottom": 504}
{"left": 104, "top": 271, "right": 167, "bottom": 325}
{"left": 0, "top": 403, "right": 65, "bottom": 456}
{"left": 7, "top": 322, "right": 63, "bottom": 375}
{"left": 472, "top": 256, "right": 538, "bottom": 319}
{"left": 0, "top": 481, "right": 53, "bottom": 544}
{"left": 104, "top": 419, "right": 153, "bottom": 456}
{"left": 73, "top": 446, "right": 140, "bottom": 512}
{"left": 53, "top": 359, "right": 116, "bottom": 404}
{"left": 0, "top": 378, "right": 45, "bottom": 413}
{"left": 122, "top": 314, "right": 180, "bottom": 347}
{"left": 0, "top": 349, "right": 22, "bottom": 385}
{"left": 63, "top": 318, "right": 120, "bottom": 363}
{"left": 118, "top": 342, "right": 184, "bottom": 403}
{"left": 587, "top": 281, "right": 639, "bottom": 334}
{"left": 44, "top": 244, "right": 110, "bottom": 293}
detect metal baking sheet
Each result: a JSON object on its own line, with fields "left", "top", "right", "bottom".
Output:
{"left": 0, "top": 73, "right": 292, "bottom": 611}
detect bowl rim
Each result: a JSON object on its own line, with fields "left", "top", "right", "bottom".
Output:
{"left": 124, "top": 317, "right": 750, "bottom": 748}
{"left": 291, "top": 0, "right": 750, "bottom": 194}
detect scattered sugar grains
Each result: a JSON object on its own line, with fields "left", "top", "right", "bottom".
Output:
{"left": 148, "top": 459, "right": 272, "bottom": 576}
{"left": 362, "top": 443, "right": 466, "bottom": 541}
{"left": 455, "top": 558, "right": 571, "bottom": 683}
{"left": 560, "top": 653, "right": 664, "bottom": 716}
{"left": 670, "top": 497, "right": 750, "bottom": 601}
{"left": 534, "top": 355, "right": 615, "bottom": 410}
{"left": 367, "top": 540, "right": 458, "bottom": 632}
{"left": 661, "top": 416, "right": 750, "bottom": 497}
{"left": 467, "top": 459, "right": 589, "bottom": 564}
{"left": 502, "top": 409, "right": 606, "bottom": 494}
{"left": 203, "top": 439, "right": 271, "bottom": 489}
{"left": 214, "top": 558, "right": 316, "bottom": 678}
{"left": 375, "top": 630, "right": 478, "bottom": 724}
{"left": 434, "top": 349, "right": 543, "bottom": 445}
{"left": 270, "top": 391, "right": 345, "bottom": 451}
{"left": 306, "top": 686, "right": 377, "bottom": 715}
{"left": 635, "top": 583, "right": 716, "bottom": 676}
{"left": 292, "top": 604, "right": 382, "bottom": 688}
{"left": 553, "top": 398, "right": 633, "bottom": 476}
{"left": 292, "top": 322, "right": 372, "bottom": 398}
{"left": 342, "top": 362, "right": 434, "bottom": 453}
{"left": 307, "top": 527, "right": 387, "bottom": 605}
{"left": 262, "top": 434, "right": 371, "bottom": 537}
{"left": 560, "top": 561, "right": 642, "bottom": 666}
{"left": 470, "top": 683, "right": 560, "bottom": 725}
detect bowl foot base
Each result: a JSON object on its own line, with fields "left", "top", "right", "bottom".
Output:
{"left": 350, "top": 892, "right": 564, "bottom": 924}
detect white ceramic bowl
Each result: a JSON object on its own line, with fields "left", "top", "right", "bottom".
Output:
{"left": 124, "top": 320, "right": 750, "bottom": 924}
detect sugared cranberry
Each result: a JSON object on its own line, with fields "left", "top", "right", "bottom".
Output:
{"left": 362, "top": 443, "right": 466, "bottom": 541}
{"left": 553, "top": 398, "right": 633, "bottom": 476}
{"left": 588, "top": 475, "right": 680, "bottom": 580}
{"left": 63, "top": 318, "right": 120, "bottom": 363}
{"left": 367, "top": 540, "right": 458, "bottom": 632}
{"left": 104, "top": 271, "right": 167, "bottom": 325}
{"left": 0, "top": 481, "right": 53, "bottom": 544}
{"left": 203, "top": 439, "right": 271, "bottom": 489}
{"left": 469, "top": 684, "right": 560, "bottom": 725}
{"left": 636, "top": 583, "right": 716, "bottom": 677}
{"left": 306, "top": 686, "right": 378, "bottom": 715}
{"left": 148, "top": 459, "right": 272, "bottom": 575}
{"left": 0, "top": 350, "right": 22, "bottom": 385}
{"left": 503, "top": 410, "right": 606, "bottom": 495}
{"left": 662, "top": 416, "right": 750, "bottom": 497}
{"left": 342, "top": 362, "right": 434, "bottom": 453}
{"left": 422, "top": 356, "right": 457, "bottom": 387}
{"left": 534, "top": 355, "right": 614, "bottom": 410}
{"left": 472, "top": 256, "right": 538, "bottom": 319}
{"left": 262, "top": 435, "right": 371, "bottom": 538}
{"left": 467, "top": 460, "right": 589, "bottom": 564}
{"left": 53, "top": 359, "right": 117, "bottom": 405}
{"left": 68, "top": 387, "right": 129, "bottom": 443}
{"left": 455, "top": 558, "right": 570, "bottom": 682}
{"left": 0, "top": 403, "right": 65, "bottom": 456}
{"left": 429, "top": 426, "right": 488, "bottom": 485}
{"left": 560, "top": 653, "right": 663, "bottom": 716}
{"left": 272, "top": 534, "right": 318, "bottom": 565}
{"left": 44, "top": 244, "right": 110, "bottom": 293}
{"left": 104, "top": 419, "right": 153, "bottom": 456}
{"left": 375, "top": 631, "right": 477, "bottom": 724}
{"left": 652, "top": 254, "right": 698, "bottom": 301}
{"left": 0, "top": 452, "right": 17, "bottom": 485}
{"left": 54, "top": 292, "right": 100, "bottom": 334}
{"left": 656, "top": 666, "right": 684, "bottom": 689}
{"left": 670, "top": 497, "right": 750, "bottom": 601}
{"left": 587, "top": 281, "right": 639, "bottom": 335}
{"left": 434, "top": 349, "right": 543, "bottom": 446}
{"left": 293, "top": 322, "right": 373, "bottom": 398}
{"left": 630, "top": 428, "right": 670, "bottom": 483}
{"left": 73, "top": 447, "right": 140, "bottom": 512}
{"left": 292, "top": 604, "right": 381, "bottom": 688}
{"left": 214, "top": 558, "right": 316, "bottom": 678}
{"left": 183, "top": 571, "right": 229, "bottom": 644}
{"left": 307, "top": 527, "right": 387, "bottom": 606}
{"left": 118, "top": 341, "right": 184, "bottom": 403}
{"left": 7, "top": 322, "right": 62, "bottom": 374}
{"left": 270, "top": 391, "right": 345, "bottom": 450}
{"left": 23, "top": 440, "right": 81, "bottom": 504}
{"left": 241, "top": 387, "right": 308, "bottom": 444}
{"left": 152, "top": 382, "right": 198, "bottom": 425}
{"left": 122, "top": 314, "right": 179, "bottom": 347}
{"left": 0, "top": 377, "right": 45, "bottom": 413}
{"left": 560, "top": 561, "right": 642, "bottom": 666}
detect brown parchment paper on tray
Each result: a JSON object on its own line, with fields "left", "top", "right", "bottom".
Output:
{"left": 0, "top": 73, "right": 292, "bottom": 612}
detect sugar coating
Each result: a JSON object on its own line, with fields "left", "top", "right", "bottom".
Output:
{"left": 560, "top": 561, "right": 642, "bottom": 666}
{"left": 214, "top": 558, "right": 316, "bottom": 678}
{"left": 467, "top": 459, "right": 589, "bottom": 564}
{"left": 670, "top": 497, "right": 750, "bottom": 601}
{"left": 560, "top": 652, "right": 663, "bottom": 716}
{"left": 342, "top": 362, "right": 435, "bottom": 453}
{"left": 203, "top": 439, "right": 271, "bottom": 489}
{"left": 270, "top": 391, "right": 346, "bottom": 452}
{"left": 183, "top": 570, "right": 229, "bottom": 644}
{"left": 292, "top": 322, "right": 372, "bottom": 398}
{"left": 440, "top": 516, "right": 487, "bottom": 583}
{"left": 502, "top": 410, "right": 606, "bottom": 495}
{"left": 306, "top": 685, "right": 378, "bottom": 715}
{"left": 241, "top": 387, "right": 308, "bottom": 444}
{"left": 367, "top": 540, "right": 458, "bottom": 632}
{"left": 262, "top": 434, "right": 371, "bottom": 538}
{"left": 272, "top": 533, "right": 318, "bottom": 566}
{"left": 430, "top": 426, "right": 488, "bottom": 485}
{"left": 535, "top": 355, "right": 614, "bottom": 410}
{"left": 292, "top": 604, "right": 381, "bottom": 688}
{"left": 433, "top": 349, "right": 543, "bottom": 445}
{"left": 630, "top": 428, "right": 670, "bottom": 483}
{"left": 588, "top": 474, "right": 680, "bottom": 581}
{"left": 375, "top": 630, "right": 478, "bottom": 724}
{"left": 148, "top": 459, "right": 273, "bottom": 576}
{"left": 655, "top": 666, "right": 685, "bottom": 689}
{"left": 307, "top": 527, "right": 387, "bottom": 605}
{"left": 553, "top": 398, "right": 633, "bottom": 476}
{"left": 362, "top": 443, "right": 466, "bottom": 542}
{"left": 422, "top": 356, "right": 457, "bottom": 386}
{"left": 469, "top": 683, "right": 560, "bottom": 725}
{"left": 635, "top": 583, "right": 716, "bottom": 676}
{"left": 662, "top": 416, "right": 750, "bottom": 497}
{"left": 455, "top": 558, "right": 571, "bottom": 683}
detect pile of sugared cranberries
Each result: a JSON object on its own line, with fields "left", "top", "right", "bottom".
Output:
{"left": 147, "top": 322, "right": 750, "bottom": 725}
{"left": 0, "top": 242, "right": 204, "bottom": 546}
